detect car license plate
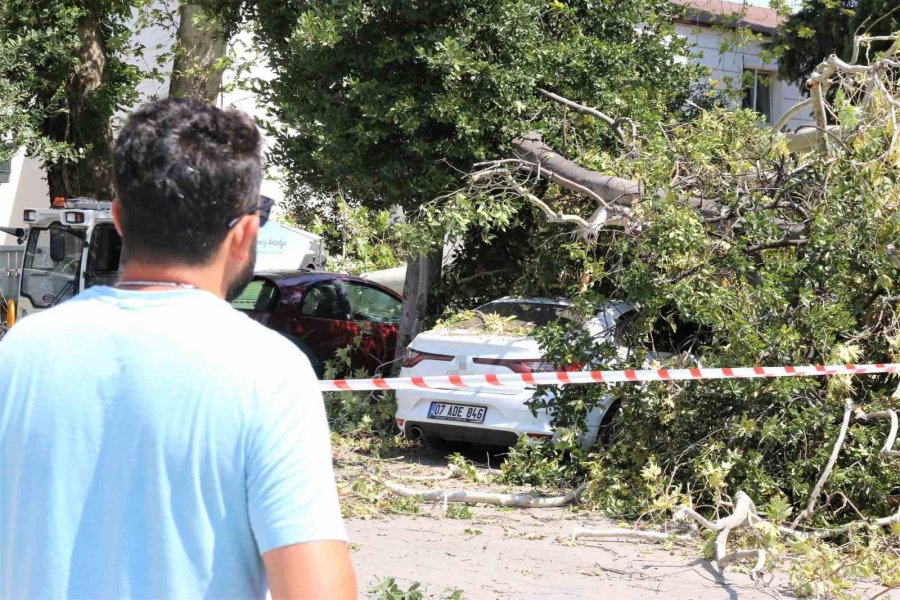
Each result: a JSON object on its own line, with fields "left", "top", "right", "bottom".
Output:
{"left": 428, "top": 402, "right": 487, "bottom": 424}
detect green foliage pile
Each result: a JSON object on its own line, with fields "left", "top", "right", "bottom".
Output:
{"left": 323, "top": 342, "right": 397, "bottom": 439}
{"left": 520, "top": 106, "right": 900, "bottom": 530}
{"left": 368, "top": 577, "right": 464, "bottom": 600}
{"left": 433, "top": 310, "right": 535, "bottom": 337}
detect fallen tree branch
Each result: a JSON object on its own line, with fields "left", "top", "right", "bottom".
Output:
{"left": 538, "top": 88, "right": 618, "bottom": 128}
{"left": 454, "top": 267, "right": 514, "bottom": 286}
{"left": 855, "top": 410, "right": 899, "bottom": 457}
{"left": 673, "top": 491, "right": 767, "bottom": 578}
{"left": 785, "top": 38, "right": 900, "bottom": 152}
{"left": 571, "top": 526, "right": 692, "bottom": 543}
{"left": 791, "top": 399, "right": 855, "bottom": 529}
{"left": 397, "top": 465, "right": 461, "bottom": 482}
{"left": 509, "top": 132, "right": 806, "bottom": 239}
{"left": 774, "top": 98, "right": 813, "bottom": 132}
{"left": 537, "top": 88, "right": 636, "bottom": 148}
{"left": 375, "top": 474, "right": 588, "bottom": 508}
{"left": 511, "top": 132, "right": 641, "bottom": 207}
{"left": 746, "top": 238, "right": 809, "bottom": 253}
{"left": 470, "top": 165, "right": 629, "bottom": 239}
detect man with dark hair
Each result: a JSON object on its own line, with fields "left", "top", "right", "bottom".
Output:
{"left": 0, "top": 98, "right": 357, "bottom": 599}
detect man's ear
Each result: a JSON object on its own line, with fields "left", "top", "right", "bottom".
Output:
{"left": 227, "top": 215, "right": 260, "bottom": 261}
{"left": 111, "top": 199, "right": 125, "bottom": 237}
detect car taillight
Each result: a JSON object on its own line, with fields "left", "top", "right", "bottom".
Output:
{"left": 473, "top": 358, "right": 583, "bottom": 373}
{"left": 401, "top": 348, "right": 453, "bottom": 368}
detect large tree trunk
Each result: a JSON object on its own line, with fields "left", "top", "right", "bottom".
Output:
{"left": 43, "top": 12, "right": 115, "bottom": 202}
{"left": 169, "top": 4, "right": 227, "bottom": 103}
{"left": 392, "top": 249, "right": 443, "bottom": 374}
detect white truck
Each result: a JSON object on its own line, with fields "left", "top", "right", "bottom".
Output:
{"left": 0, "top": 197, "right": 325, "bottom": 325}
{"left": 255, "top": 220, "right": 325, "bottom": 272}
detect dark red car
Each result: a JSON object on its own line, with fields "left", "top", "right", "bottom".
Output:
{"left": 231, "top": 270, "right": 403, "bottom": 378}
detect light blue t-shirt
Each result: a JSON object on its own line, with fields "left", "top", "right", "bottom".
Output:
{"left": 0, "top": 286, "right": 347, "bottom": 599}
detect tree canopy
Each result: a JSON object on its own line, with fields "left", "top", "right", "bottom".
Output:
{"left": 0, "top": 0, "right": 144, "bottom": 199}
{"left": 0, "top": 1, "right": 236, "bottom": 202}
{"left": 771, "top": 0, "right": 900, "bottom": 85}
{"left": 246, "top": 0, "right": 700, "bottom": 211}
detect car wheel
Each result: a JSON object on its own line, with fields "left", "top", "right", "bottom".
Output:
{"left": 596, "top": 399, "right": 622, "bottom": 446}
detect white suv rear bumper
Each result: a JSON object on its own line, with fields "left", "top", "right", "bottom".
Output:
{"left": 395, "top": 387, "right": 613, "bottom": 448}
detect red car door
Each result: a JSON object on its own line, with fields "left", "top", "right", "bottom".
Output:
{"left": 291, "top": 281, "right": 359, "bottom": 367}
{"left": 342, "top": 280, "right": 402, "bottom": 374}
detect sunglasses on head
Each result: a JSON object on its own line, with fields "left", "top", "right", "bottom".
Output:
{"left": 228, "top": 195, "right": 275, "bottom": 229}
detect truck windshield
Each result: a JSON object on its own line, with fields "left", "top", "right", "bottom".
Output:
{"left": 21, "top": 225, "right": 83, "bottom": 308}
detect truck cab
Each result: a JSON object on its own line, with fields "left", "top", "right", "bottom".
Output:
{"left": 14, "top": 198, "right": 121, "bottom": 321}
{"left": 2, "top": 196, "right": 326, "bottom": 326}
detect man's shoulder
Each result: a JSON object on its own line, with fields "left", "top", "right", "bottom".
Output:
{"left": 204, "top": 302, "right": 315, "bottom": 380}
{"left": 230, "top": 311, "right": 306, "bottom": 360}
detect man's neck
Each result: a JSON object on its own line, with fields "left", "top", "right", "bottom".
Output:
{"left": 119, "top": 261, "right": 227, "bottom": 299}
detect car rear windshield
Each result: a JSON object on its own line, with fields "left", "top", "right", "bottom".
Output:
{"left": 476, "top": 301, "right": 574, "bottom": 327}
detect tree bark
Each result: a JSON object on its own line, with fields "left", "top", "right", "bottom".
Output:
{"left": 392, "top": 249, "right": 442, "bottom": 374}
{"left": 169, "top": 4, "right": 227, "bottom": 103}
{"left": 510, "top": 131, "right": 806, "bottom": 239}
{"left": 512, "top": 132, "right": 641, "bottom": 208}
{"left": 43, "top": 12, "right": 115, "bottom": 202}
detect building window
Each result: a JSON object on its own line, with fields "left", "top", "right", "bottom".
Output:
{"left": 0, "top": 157, "right": 10, "bottom": 184}
{"left": 742, "top": 69, "right": 772, "bottom": 123}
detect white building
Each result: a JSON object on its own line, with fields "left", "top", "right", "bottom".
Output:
{"left": 0, "top": 153, "right": 47, "bottom": 244}
{"left": 674, "top": 0, "right": 814, "bottom": 129}
{"left": 1, "top": 1, "right": 813, "bottom": 245}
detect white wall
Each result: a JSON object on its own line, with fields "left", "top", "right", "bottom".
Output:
{"left": 676, "top": 23, "right": 814, "bottom": 130}
{"left": 0, "top": 152, "right": 48, "bottom": 245}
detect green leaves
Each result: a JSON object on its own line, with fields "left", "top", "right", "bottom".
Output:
{"left": 0, "top": 0, "right": 150, "bottom": 196}
{"left": 252, "top": 0, "right": 697, "bottom": 219}
{"left": 489, "top": 100, "right": 900, "bottom": 529}
{"left": 770, "top": 0, "right": 900, "bottom": 85}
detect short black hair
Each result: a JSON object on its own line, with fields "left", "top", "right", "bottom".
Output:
{"left": 112, "top": 98, "right": 262, "bottom": 265}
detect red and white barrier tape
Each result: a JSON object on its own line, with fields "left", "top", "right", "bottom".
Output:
{"left": 319, "top": 363, "right": 900, "bottom": 392}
